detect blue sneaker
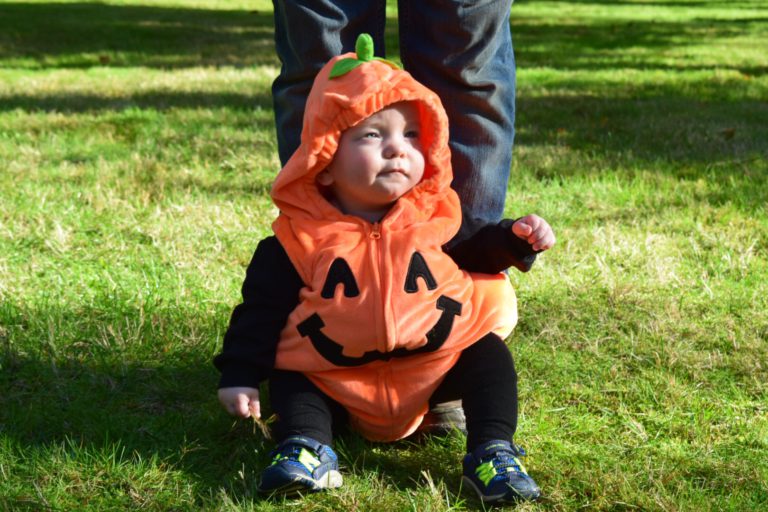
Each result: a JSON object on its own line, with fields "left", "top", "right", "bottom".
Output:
{"left": 462, "top": 440, "right": 541, "bottom": 503}
{"left": 257, "top": 436, "right": 343, "bottom": 495}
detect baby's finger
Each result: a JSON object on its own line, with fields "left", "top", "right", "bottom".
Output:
{"left": 512, "top": 221, "right": 533, "bottom": 239}
{"left": 532, "top": 231, "right": 556, "bottom": 251}
{"left": 234, "top": 395, "right": 252, "bottom": 418}
{"left": 249, "top": 400, "right": 261, "bottom": 420}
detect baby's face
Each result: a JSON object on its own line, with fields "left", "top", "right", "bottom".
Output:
{"left": 318, "top": 102, "right": 425, "bottom": 221}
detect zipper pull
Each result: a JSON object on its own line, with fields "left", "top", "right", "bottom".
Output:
{"left": 370, "top": 222, "right": 382, "bottom": 240}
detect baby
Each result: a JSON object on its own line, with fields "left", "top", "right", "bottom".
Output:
{"left": 214, "top": 34, "right": 554, "bottom": 504}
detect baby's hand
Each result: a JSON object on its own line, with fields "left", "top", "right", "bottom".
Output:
{"left": 218, "top": 387, "right": 261, "bottom": 419}
{"left": 512, "top": 214, "right": 556, "bottom": 252}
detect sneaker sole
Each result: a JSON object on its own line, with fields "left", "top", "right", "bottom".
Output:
{"left": 461, "top": 475, "right": 538, "bottom": 503}
{"left": 259, "top": 470, "right": 343, "bottom": 496}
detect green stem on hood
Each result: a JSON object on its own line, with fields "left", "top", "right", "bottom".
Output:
{"left": 329, "top": 33, "right": 401, "bottom": 78}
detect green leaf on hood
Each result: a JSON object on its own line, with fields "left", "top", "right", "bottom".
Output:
{"left": 329, "top": 58, "right": 363, "bottom": 78}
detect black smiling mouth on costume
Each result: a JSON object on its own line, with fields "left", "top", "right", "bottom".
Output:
{"left": 297, "top": 295, "right": 462, "bottom": 367}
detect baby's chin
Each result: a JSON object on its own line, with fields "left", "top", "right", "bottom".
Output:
{"left": 370, "top": 189, "right": 412, "bottom": 208}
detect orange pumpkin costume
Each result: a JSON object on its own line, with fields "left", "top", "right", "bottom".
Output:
{"left": 267, "top": 41, "right": 518, "bottom": 441}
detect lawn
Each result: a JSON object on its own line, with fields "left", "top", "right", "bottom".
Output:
{"left": 1, "top": 0, "right": 767, "bottom": 510}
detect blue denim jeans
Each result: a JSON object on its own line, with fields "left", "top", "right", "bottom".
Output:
{"left": 272, "top": 0, "right": 516, "bottom": 223}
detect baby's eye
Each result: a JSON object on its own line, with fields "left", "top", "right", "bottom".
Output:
{"left": 363, "top": 132, "right": 380, "bottom": 139}
{"left": 404, "top": 130, "right": 419, "bottom": 138}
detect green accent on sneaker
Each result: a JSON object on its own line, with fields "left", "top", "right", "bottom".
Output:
{"left": 297, "top": 448, "right": 321, "bottom": 472}
{"left": 258, "top": 437, "right": 343, "bottom": 495}
{"left": 269, "top": 447, "right": 321, "bottom": 472}
{"left": 475, "top": 457, "right": 529, "bottom": 486}
{"left": 476, "top": 461, "right": 497, "bottom": 486}
{"left": 462, "top": 440, "right": 541, "bottom": 503}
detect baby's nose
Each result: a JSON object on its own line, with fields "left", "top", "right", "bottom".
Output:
{"left": 384, "top": 136, "right": 407, "bottom": 158}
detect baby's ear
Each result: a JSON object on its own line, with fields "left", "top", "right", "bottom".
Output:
{"left": 316, "top": 169, "right": 334, "bottom": 186}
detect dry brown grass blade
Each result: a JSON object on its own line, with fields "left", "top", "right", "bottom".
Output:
{"left": 250, "top": 403, "right": 276, "bottom": 440}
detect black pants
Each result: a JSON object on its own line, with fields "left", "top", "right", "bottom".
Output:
{"left": 269, "top": 333, "right": 518, "bottom": 451}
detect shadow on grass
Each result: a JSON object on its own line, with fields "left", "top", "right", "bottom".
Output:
{"left": 0, "top": 90, "right": 274, "bottom": 113}
{"left": 514, "top": 94, "right": 768, "bottom": 173}
{"left": 0, "top": 2, "right": 402, "bottom": 70}
{"left": 2, "top": 88, "right": 765, "bottom": 213}
{"left": 511, "top": 15, "right": 768, "bottom": 76}
{"left": 0, "top": 300, "right": 268, "bottom": 505}
{"left": 528, "top": 0, "right": 763, "bottom": 6}
{"left": 510, "top": 92, "right": 767, "bottom": 212}
{"left": 2, "top": 2, "right": 766, "bottom": 76}
{"left": 0, "top": 2, "right": 277, "bottom": 69}
{"left": 511, "top": 93, "right": 768, "bottom": 215}
{"left": 3, "top": 83, "right": 766, "bottom": 168}
{"left": 0, "top": 301, "right": 464, "bottom": 507}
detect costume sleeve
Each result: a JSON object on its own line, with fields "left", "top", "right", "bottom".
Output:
{"left": 444, "top": 206, "right": 539, "bottom": 274}
{"left": 213, "top": 236, "right": 303, "bottom": 389}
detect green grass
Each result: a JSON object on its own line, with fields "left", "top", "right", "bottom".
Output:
{"left": 1, "top": 0, "right": 767, "bottom": 510}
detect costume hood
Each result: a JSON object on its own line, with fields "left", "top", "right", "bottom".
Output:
{"left": 271, "top": 34, "right": 455, "bottom": 232}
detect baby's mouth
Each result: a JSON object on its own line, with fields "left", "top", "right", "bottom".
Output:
{"left": 380, "top": 168, "right": 407, "bottom": 176}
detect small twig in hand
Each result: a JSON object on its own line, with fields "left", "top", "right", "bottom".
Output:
{"left": 249, "top": 403, "right": 276, "bottom": 440}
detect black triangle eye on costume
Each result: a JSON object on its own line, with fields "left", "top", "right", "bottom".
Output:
{"left": 404, "top": 251, "right": 437, "bottom": 293}
{"left": 321, "top": 258, "right": 360, "bottom": 298}
{"left": 320, "top": 251, "right": 439, "bottom": 300}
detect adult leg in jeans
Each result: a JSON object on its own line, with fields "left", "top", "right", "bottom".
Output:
{"left": 272, "top": 0, "right": 386, "bottom": 165}
{"left": 399, "top": 0, "right": 516, "bottom": 432}
{"left": 398, "top": 0, "right": 516, "bottom": 224}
